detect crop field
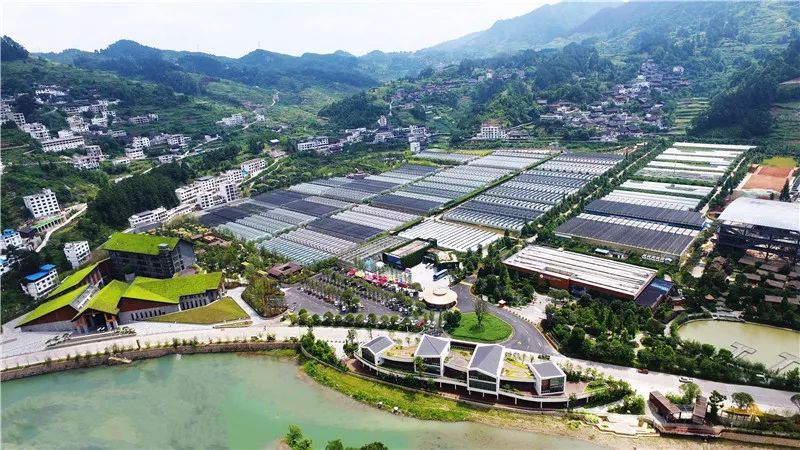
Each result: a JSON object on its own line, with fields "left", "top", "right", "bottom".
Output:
{"left": 670, "top": 97, "right": 709, "bottom": 135}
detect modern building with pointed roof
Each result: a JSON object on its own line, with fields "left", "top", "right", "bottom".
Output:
{"left": 360, "top": 336, "right": 394, "bottom": 365}
{"left": 529, "top": 361, "right": 566, "bottom": 395}
{"left": 467, "top": 343, "right": 505, "bottom": 395}
{"left": 414, "top": 334, "right": 451, "bottom": 376}
{"left": 717, "top": 197, "right": 800, "bottom": 263}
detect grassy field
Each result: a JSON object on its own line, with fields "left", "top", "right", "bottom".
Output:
{"left": 148, "top": 297, "right": 248, "bottom": 324}
{"left": 761, "top": 155, "right": 798, "bottom": 168}
{"left": 446, "top": 312, "right": 513, "bottom": 343}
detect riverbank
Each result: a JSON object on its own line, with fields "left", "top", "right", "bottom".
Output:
{"left": 300, "top": 359, "right": 767, "bottom": 450}
{"left": 0, "top": 341, "right": 296, "bottom": 381}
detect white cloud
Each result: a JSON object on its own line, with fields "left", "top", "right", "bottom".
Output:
{"left": 2, "top": 0, "right": 549, "bottom": 57}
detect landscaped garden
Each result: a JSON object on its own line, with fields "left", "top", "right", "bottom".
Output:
{"left": 147, "top": 297, "right": 248, "bottom": 324}
{"left": 446, "top": 312, "right": 513, "bottom": 343}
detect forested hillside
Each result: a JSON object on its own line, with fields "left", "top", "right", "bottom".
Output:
{"left": 691, "top": 36, "right": 800, "bottom": 138}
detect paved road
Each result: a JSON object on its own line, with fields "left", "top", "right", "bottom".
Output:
{"left": 562, "top": 357, "right": 799, "bottom": 416}
{"left": 452, "top": 281, "right": 557, "bottom": 355}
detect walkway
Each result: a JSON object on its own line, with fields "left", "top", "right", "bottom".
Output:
{"left": 35, "top": 203, "right": 87, "bottom": 252}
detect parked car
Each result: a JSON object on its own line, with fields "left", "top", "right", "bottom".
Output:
{"left": 679, "top": 376, "right": 693, "bottom": 383}
{"left": 638, "top": 368, "right": 649, "bottom": 374}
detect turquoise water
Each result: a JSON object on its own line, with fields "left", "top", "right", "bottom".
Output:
{"left": 1, "top": 353, "right": 601, "bottom": 449}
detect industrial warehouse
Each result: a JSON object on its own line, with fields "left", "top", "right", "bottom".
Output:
{"left": 717, "top": 197, "right": 800, "bottom": 263}
{"left": 503, "top": 245, "right": 675, "bottom": 308}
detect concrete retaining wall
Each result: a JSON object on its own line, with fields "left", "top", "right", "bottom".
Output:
{"left": 1, "top": 341, "right": 298, "bottom": 381}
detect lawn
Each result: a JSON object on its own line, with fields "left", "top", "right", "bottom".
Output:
{"left": 761, "top": 155, "right": 797, "bottom": 168}
{"left": 446, "top": 312, "right": 513, "bottom": 343}
{"left": 147, "top": 297, "right": 248, "bottom": 324}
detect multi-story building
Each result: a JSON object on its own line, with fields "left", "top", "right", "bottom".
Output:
{"left": 378, "top": 115, "right": 388, "bottom": 127}
{"left": 0, "top": 229, "right": 25, "bottom": 251}
{"left": 41, "top": 135, "right": 85, "bottom": 152}
{"left": 71, "top": 155, "right": 100, "bottom": 170}
{"left": 220, "top": 169, "right": 244, "bottom": 185}
{"left": 129, "top": 115, "right": 151, "bottom": 125}
{"left": 21, "top": 122, "right": 50, "bottom": 140}
{"left": 166, "top": 134, "right": 190, "bottom": 148}
{"left": 216, "top": 113, "right": 245, "bottom": 127}
{"left": 128, "top": 207, "right": 169, "bottom": 228}
{"left": 474, "top": 121, "right": 507, "bottom": 140}
{"left": 64, "top": 241, "right": 91, "bottom": 269}
{"left": 21, "top": 264, "right": 59, "bottom": 299}
{"left": 103, "top": 232, "right": 196, "bottom": 280}
{"left": 1, "top": 103, "right": 26, "bottom": 127}
{"left": 125, "top": 147, "right": 146, "bottom": 160}
{"left": 67, "top": 115, "right": 89, "bottom": 133}
{"left": 240, "top": 158, "right": 266, "bottom": 176}
{"left": 85, "top": 145, "right": 105, "bottom": 160}
{"left": 23, "top": 189, "right": 61, "bottom": 219}
{"left": 297, "top": 137, "right": 329, "bottom": 151}
{"left": 158, "top": 155, "right": 175, "bottom": 164}
{"left": 112, "top": 156, "right": 131, "bottom": 166}
{"left": 111, "top": 130, "right": 127, "bottom": 138}
{"left": 132, "top": 136, "right": 150, "bottom": 149}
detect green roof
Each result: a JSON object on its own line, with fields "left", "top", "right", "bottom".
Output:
{"left": 102, "top": 232, "right": 180, "bottom": 256}
{"left": 46, "top": 260, "right": 106, "bottom": 299}
{"left": 74, "top": 280, "right": 128, "bottom": 318}
{"left": 123, "top": 272, "right": 223, "bottom": 304}
{"left": 18, "top": 286, "right": 88, "bottom": 326}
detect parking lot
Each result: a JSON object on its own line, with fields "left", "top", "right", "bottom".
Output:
{"left": 283, "top": 285, "right": 404, "bottom": 318}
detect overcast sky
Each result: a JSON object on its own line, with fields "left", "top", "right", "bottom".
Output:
{"left": 3, "top": 0, "right": 551, "bottom": 57}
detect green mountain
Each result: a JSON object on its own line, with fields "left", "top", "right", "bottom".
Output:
{"left": 420, "top": 1, "right": 621, "bottom": 59}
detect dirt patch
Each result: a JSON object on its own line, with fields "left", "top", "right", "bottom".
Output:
{"left": 743, "top": 166, "right": 794, "bottom": 191}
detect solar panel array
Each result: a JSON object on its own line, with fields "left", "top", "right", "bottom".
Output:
{"left": 370, "top": 155, "right": 519, "bottom": 215}
{"left": 399, "top": 220, "right": 499, "bottom": 252}
{"left": 536, "top": 153, "right": 624, "bottom": 175}
{"left": 200, "top": 164, "right": 437, "bottom": 264}
{"left": 414, "top": 151, "right": 478, "bottom": 164}
{"left": 636, "top": 142, "right": 746, "bottom": 184}
{"left": 556, "top": 213, "right": 698, "bottom": 257}
{"left": 442, "top": 153, "right": 612, "bottom": 231}
{"left": 556, "top": 153, "right": 713, "bottom": 258}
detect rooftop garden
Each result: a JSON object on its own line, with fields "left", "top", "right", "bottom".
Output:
{"left": 102, "top": 232, "right": 179, "bottom": 255}
{"left": 147, "top": 297, "right": 247, "bottom": 324}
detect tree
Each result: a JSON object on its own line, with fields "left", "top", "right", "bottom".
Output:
{"left": 779, "top": 180, "right": 791, "bottom": 202}
{"left": 242, "top": 277, "right": 285, "bottom": 317}
{"left": 442, "top": 308, "right": 462, "bottom": 329}
{"left": 341, "top": 288, "right": 360, "bottom": 312}
{"left": 708, "top": 390, "right": 726, "bottom": 422}
{"left": 731, "top": 391, "right": 754, "bottom": 410}
{"left": 473, "top": 297, "right": 489, "bottom": 328}
{"left": 285, "top": 425, "right": 312, "bottom": 450}
{"left": 679, "top": 382, "right": 701, "bottom": 403}
{"left": 325, "top": 439, "right": 345, "bottom": 450}
{"left": 343, "top": 328, "right": 358, "bottom": 357}
{"left": 414, "top": 356, "right": 424, "bottom": 373}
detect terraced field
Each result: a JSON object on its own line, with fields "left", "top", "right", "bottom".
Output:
{"left": 770, "top": 102, "right": 800, "bottom": 145}
{"left": 670, "top": 97, "right": 709, "bottom": 135}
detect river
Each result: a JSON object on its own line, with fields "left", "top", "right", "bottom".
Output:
{"left": 677, "top": 320, "right": 800, "bottom": 371}
{"left": 1, "top": 353, "right": 600, "bottom": 449}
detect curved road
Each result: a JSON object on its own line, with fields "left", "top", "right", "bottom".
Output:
{"left": 452, "top": 280, "right": 557, "bottom": 355}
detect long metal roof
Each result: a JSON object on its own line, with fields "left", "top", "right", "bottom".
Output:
{"left": 718, "top": 197, "right": 800, "bottom": 232}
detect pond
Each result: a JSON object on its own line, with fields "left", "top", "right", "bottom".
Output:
{"left": 1, "top": 353, "right": 601, "bottom": 449}
{"left": 677, "top": 320, "right": 800, "bottom": 371}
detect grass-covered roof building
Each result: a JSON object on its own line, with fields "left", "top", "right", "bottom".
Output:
{"left": 18, "top": 233, "right": 221, "bottom": 333}
{"left": 103, "top": 232, "right": 196, "bottom": 280}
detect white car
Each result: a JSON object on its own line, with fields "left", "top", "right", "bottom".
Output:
{"left": 678, "top": 376, "right": 694, "bottom": 383}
